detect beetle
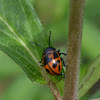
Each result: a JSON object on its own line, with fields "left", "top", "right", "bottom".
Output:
{"left": 32, "top": 31, "right": 66, "bottom": 76}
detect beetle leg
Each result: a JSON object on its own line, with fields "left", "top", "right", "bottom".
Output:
{"left": 38, "top": 61, "right": 42, "bottom": 63}
{"left": 38, "top": 61, "right": 43, "bottom": 67}
{"left": 61, "top": 57, "right": 66, "bottom": 66}
{"left": 57, "top": 50, "right": 60, "bottom": 53}
{"left": 40, "top": 65, "right": 43, "bottom": 67}
{"left": 60, "top": 73, "right": 65, "bottom": 76}
{"left": 57, "top": 50, "right": 67, "bottom": 56}
{"left": 58, "top": 73, "right": 65, "bottom": 78}
{"left": 59, "top": 53, "right": 67, "bottom": 56}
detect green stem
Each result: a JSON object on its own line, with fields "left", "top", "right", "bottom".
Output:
{"left": 63, "top": 0, "right": 85, "bottom": 100}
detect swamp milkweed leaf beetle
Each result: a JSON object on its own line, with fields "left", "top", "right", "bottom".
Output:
{"left": 32, "top": 31, "right": 66, "bottom": 76}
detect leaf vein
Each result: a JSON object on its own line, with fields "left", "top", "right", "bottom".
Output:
{"left": 0, "top": 16, "right": 39, "bottom": 63}
{"left": 0, "top": 30, "right": 18, "bottom": 41}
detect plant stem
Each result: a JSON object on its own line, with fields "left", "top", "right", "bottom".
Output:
{"left": 63, "top": 0, "right": 85, "bottom": 100}
{"left": 91, "top": 99, "right": 100, "bottom": 100}
{"left": 39, "top": 67, "right": 62, "bottom": 100}
{"left": 48, "top": 81, "right": 62, "bottom": 100}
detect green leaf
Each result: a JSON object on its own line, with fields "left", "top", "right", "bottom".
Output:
{"left": 79, "top": 54, "right": 100, "bottom": 98}
{"left": 0, "top": 0, "right": 64, "bottom": 84}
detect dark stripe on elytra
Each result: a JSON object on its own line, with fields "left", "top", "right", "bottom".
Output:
{"left": 48, "top": 64, "right": 59, "bottom": 75}
{"left": 58, "top": 65, "right": 60, "bottom": 71}
{"left": 45, "top": 69, "right": 50, "bottom": 73}
{"left": 57, "top": 60, "right": 61, "bottom": 71}
{"left": 43, "top": 58, "right": 46, "bottom": 66}
{"left": 53, "top": 51, "right": 58, "bottom": 59}
{"left": 57, "top": 60, "right": 60, "bottom": 63}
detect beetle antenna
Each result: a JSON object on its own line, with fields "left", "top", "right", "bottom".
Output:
{"left": 49, "top": 31, "right": 51, "bottom": 47}
{"left": 31, "top": 42, "right": 45, "bottom": 49}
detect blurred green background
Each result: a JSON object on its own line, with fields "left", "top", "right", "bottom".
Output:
{"left": 0, "top": 0, "right": 100, "bottom": 100}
